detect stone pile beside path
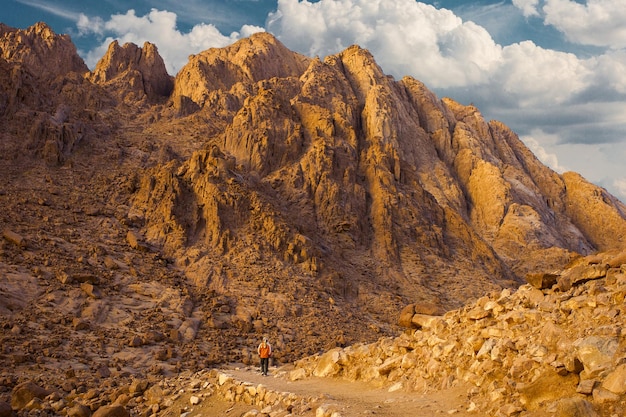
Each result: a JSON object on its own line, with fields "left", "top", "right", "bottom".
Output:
{"left": 205, "top": 369, "right": 318, "bottom": 416}
{"left": 1, "top": 368, "right": 330, "bottom": 417}
{"left": 291, "top": 251, "right": 626, "bottom": 417}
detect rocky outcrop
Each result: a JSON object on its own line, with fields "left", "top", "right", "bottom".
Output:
{"left": 89, "top": 40, "right": 173, "bottom": 102}
{"left": 562, "top": 171, "right": 626, "bottom": 251}
{"left": 172, "top": 32, "right": 310, "bottom": 108}
{"left": 0, "top": 22, "right": 87, "bottom": 79}
{"left": 0, "top": 23, "right": 113, "bottom": 164}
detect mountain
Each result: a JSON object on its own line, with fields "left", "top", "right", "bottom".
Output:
{"left": 1, "top": 22, "right": 625, "bottom": 416}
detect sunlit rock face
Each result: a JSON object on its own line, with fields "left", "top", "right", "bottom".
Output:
{"left": 89, "top": 40, "right": 174, "bottom": 101}
{"left": 162, "top": 32, "right": 624, "bottom": 300}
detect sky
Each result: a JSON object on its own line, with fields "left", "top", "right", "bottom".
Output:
{"left": 2, "top": 0, "right": 625, "bottom": 203}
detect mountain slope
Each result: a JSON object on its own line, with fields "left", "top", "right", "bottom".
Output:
{"left": 134, "top": 32, "right": 625, "bottom": 308}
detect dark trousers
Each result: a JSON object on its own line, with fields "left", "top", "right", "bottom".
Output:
{"left": 260, "top": 357, "right": 269, "bottom": 375}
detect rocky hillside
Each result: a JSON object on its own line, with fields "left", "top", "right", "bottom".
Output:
{"left": 3, "top": 252, "right": 625, "bottom": 417}
{"left": 290, "top": 251, "right": 626, "bottom": 416}
{"left": 1, "top": 22, "right": 626, "bottom": 416}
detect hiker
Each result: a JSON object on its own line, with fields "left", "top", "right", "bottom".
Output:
{"left": 257, "top": 337, "right": 272, "bottom": 376}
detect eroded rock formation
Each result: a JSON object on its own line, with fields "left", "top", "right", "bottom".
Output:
{"left": 89, "top": 40, "right": 173, "bottom": 102}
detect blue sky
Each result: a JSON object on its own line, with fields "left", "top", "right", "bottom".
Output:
{"left": 2, "top": 0, "right": 626, "bottom": 203}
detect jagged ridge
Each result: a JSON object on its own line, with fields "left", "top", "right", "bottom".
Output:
{"left": 133, "top": 31, "right": 626, "bottom": 309}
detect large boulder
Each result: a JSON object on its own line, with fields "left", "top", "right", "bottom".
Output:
{"left": 11, "top": 381, "right": 51, "bottom": 410}
{"left": 313, "top": 348, "right": 345, "bottom": 378}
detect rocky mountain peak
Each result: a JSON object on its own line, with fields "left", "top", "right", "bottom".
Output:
{"left": 89, "top": 40, "right": 173, "bottom": 101}
{"left": 0, "top": 21, "right": 87, "bottom": 79}
{"left": 334, "top": 44, "right": 390, "bottom": 96}
{"left": 172, "top": 32, "right": 310, "bottom": 108}
{"left": 28, "top": 21, "right": 56, "bottom": 38}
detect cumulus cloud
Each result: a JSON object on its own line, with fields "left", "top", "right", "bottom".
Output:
{"left": 492, "top": 41, "right": 590, "bottom": 106}
{"left": 77, "top": 14, "right": 104, "bottom": 36}
{"left": 78, "top": 9, "right": 264, "bottom": 73}
{"left": 266, "top": 0, "right": 626, "bottom": 112}
{"left": 514, "top": 0, "right": 626, "bottom": 48}
{"left": 266, "top": 0, "right": 621, "bottom": 105}
{"left": 588, "top": 49, "right": 626, "bottom": 95}
{"left": 267, "top": 0, "right": 502, "bottom": 88}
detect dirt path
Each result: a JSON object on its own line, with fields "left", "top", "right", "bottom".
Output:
{"left": 216, "top": 365, "right": 478, "bottom": 417}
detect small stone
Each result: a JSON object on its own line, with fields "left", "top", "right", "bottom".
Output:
{"left": 129, "top": 336, "right": 143, "bottom": 347}
{"left": 601, "top": 363, "right": 626, "bottom": 394}
{"left": 80, "top": 282, "right": 102, "bottom": 299}
{"left": 0, "top": 401, "right": 12, "bottom": 417}
{"left": 3, "top": 229, "right": 27, "bottom": 248}
{"left": 72, "top": 318, "right": 90, "bottom": 331}
{"left": 555, "top": 398, "right": 599, "bottom": 417}
{"left": 129, "top": 380, "right": 149, "bottom": 396}
{"left": 592, "top": 387, "right": 620, "bottom": 404}
{"left": 97, "top": 365, "right": 111, "bottom": 378}
{"left": 499, "top": 404, "right": 523, "bottom": 416}
{"left": 526, "top": 272, "right": 558, "bottom": 289}
{"left": 576, "top": 379, "right": 597, "bottom": 395}
{"left": 92, "top": 404, "right": 130, "bottom": 417}
{"left": 67, "top": 403, "right": 92, "bottom": 417}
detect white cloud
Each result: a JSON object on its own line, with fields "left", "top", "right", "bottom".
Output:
{"left": 267, "top": 0, "right": 502, "bottom": 88}
{"left": 266, "top": 0, "right": 621, "bottom": 108}
{"left": 542, "top": 0, "right": 626, "bottom": 48}
{"left": 79, "top": 9, "right": 264, "bottom": 73}
{"left": 77, "top": 13, "right": 104, "bottom": 36}
{"left": 493, "top": 41, "right": 591, "bottom": 106}
{"left": 589, "top": 49, "right": 626, "bottom": 94}
{"left": 511, "top": 0, "right": 626, "bottom": 50}
{"left": 512, "top": 0, "right": 540, "bottom": 17}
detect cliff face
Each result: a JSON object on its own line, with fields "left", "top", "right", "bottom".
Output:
{"left": 1, "top": 23, "right": 625, "bottom": 385}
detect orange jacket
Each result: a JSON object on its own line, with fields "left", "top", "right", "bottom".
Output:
{"left": 258, "top": 342, "right": 272, "bottom": 358}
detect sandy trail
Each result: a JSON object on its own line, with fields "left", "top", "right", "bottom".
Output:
{"left": 218, "top": 365, "right": 478, "bottom": 417}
